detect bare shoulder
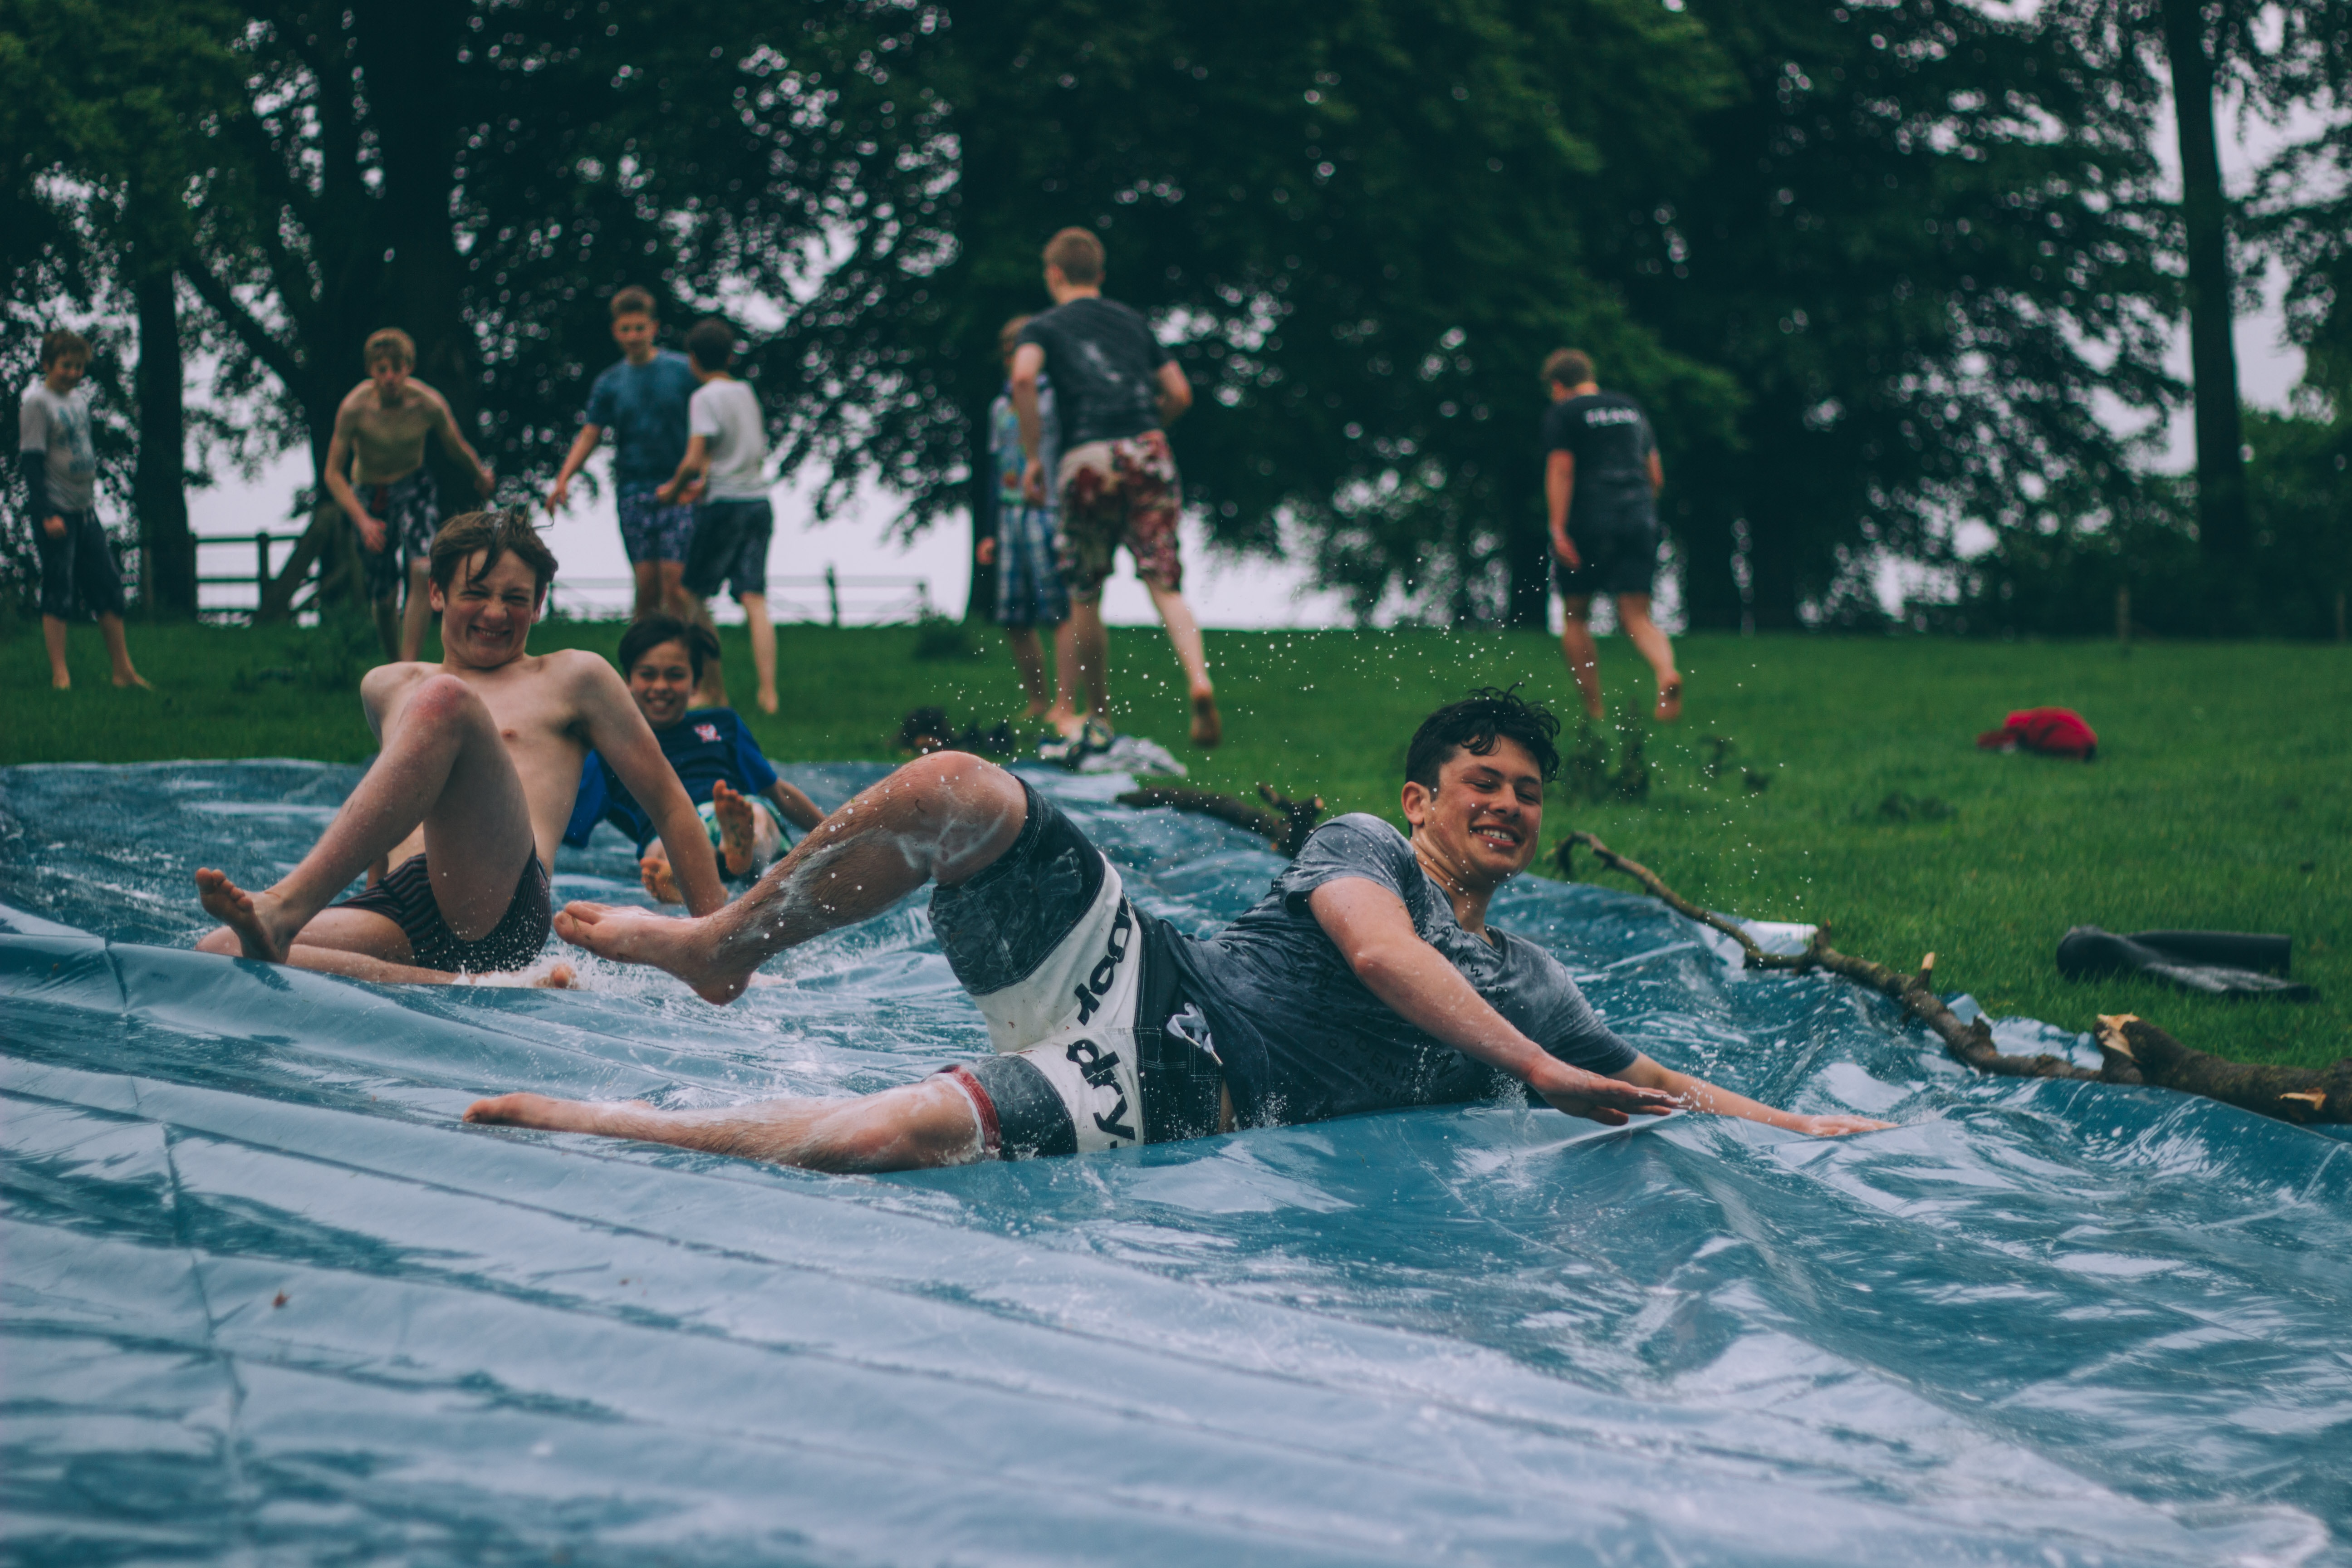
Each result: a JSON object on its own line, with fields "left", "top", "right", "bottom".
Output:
{"left": 407, "top": 380, "right": 458, "bottom": 419}
{"left": 334, "top": 382, "right": 375, "bottom": 421}
{"left": 536, "top": 647, "right": 625, "bottom": 701}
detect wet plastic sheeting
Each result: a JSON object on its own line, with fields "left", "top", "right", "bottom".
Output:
{"left": 2, "top": 760, "right": 2346, "bottom": 1567}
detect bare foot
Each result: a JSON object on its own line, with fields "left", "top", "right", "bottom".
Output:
{"left": 1654, "top": 676, "right": 1683, "bottom": 723}
{"left": 1190, "top": 691, "right": 1223, "bottom": 749}
{"left": 640, "top": 854, "right": 684, "bottom": 905}
{"left": 52, "top": 675, "right": 69, "bottom": 691}
{"left": 757, "top": 687, "right": 779, "bottom": 716}
{"left": 553, "top": 901, "right": 755, "bottom": 1004}
{"left": 712, "top": 780, "right": 759, "bottom": 877}
{"left": 535, "top": 963, "right": 578, "bottom": 989}
{"left": 194, "top": 868, "right": 292, "bottom": 962}
{"left": 1044, "top": 705, "right": 1083, "bottom": 740}
{"left": 113, "top": 671, "right": 154, "bottom": 691}
{"left": 463, "top": 1092, "right": 642, "bottom": 1132}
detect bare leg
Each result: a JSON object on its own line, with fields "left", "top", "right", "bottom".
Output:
{"left": 631, "top": 560, "right": 662, "bottom": 619}
{"left": 1043, "top": 619, "right": 1079, "bottom": 734}
{"left": 1144, "top": 578, "right": 1218, "bottom": 747}
{"left": 193, "top": 672, "right": 536, "bottom": 962}
{"left": 740, "top": 592, "right": 778, "bottom": 715}
{"left": 1558, "top": 595, "right": 1604, "bottom": 720}
{"left": 1616, "top": 593, "right": 1682, "bottom": 721}
{"left": 1066, "top": 598, "right": 1113, "bottom": 734}
{"left": 1005, "top": 625, "right": 1049, "bottom": 715}
{"left": 97, "top": 614, "right": 150, "bottom": 688}
{"left": 681, "top": 584, "right": 727, "bottom": 708}
{"left": 398, "top": 559, "right": 435, "bottom": 663}
{"left": 43, "top": 615, "right": 69, "bottom": 689}
{"left": 555, "top": 750, "right": 1026, "bottom": 1003}
{"left": 465, "top": 1072, "right": 985, "bottom": 1173}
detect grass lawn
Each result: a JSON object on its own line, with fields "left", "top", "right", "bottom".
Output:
{"left": 6, "top": 609, "right": 2346, "bottom": 1069}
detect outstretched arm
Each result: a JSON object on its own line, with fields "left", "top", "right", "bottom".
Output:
{"left": 657, "top": 434, "right": 710, "bottom": 505}
{"left": 1546, "top": 450, "right": 1578, "bottom": 566}
{"left": 1613, "top": 1054, "right": 1889, "bottom": 1136}
{"left": 574, "top": 658, "right": 727, "bottom": 915}
{"left": 1155, "top": 360, "right": 1192, "bottom": 426}
{"left": 321, "top": 405, "right": 380, "bottom": 548}
{"left": 1309, "top": 879, "right": 1674, "bottom": 1125}
{"left": 424, "top": 388, "right": 495, "bottom": 498}
{"left": 547, "top": 422, "right": 603, "bottom": 513}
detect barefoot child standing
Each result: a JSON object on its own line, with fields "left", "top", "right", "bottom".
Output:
{"left": 976, "top": 314, "right": 1077, "bottom": 732}
{"left": 660, "top": 317, "right": 778, "bottom": 713}
{"left": 21, "top": 330, "right": 148, "bottom": 692}
{"left": 563, "top": 615, "right": 823, "bottom": 903}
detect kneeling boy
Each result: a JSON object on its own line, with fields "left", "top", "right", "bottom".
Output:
{"left": 565, "top": 614, "right": 823, "bottom": 902}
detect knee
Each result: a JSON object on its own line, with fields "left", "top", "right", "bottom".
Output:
{"left": 405, "top": 671, "right": 486, "bottom": 724}
{"left": 196, "top": 927, "right": 238, "bottom": 956}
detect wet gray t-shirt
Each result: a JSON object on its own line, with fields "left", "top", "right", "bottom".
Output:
{"left": 1178, "top": 813, "right": 1637, "bottom": 1128}
{"left": 20, "top": 380, "right": 97, "bottom": 513}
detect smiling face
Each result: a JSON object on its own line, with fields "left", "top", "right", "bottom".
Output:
{"left": 45, "top": 354, "right": 87, "bottom": 395}
{"left": 429, "top": 549, "right": 543, "bottom": 669}
{"left": 611, "top": 311, "right": 657, "bottom": 365}
{"left": 626, "top": 638, "right": 696, "bottom": 731}
{"left": 1401, "top": 735, "right": 1546, "bottom": 892}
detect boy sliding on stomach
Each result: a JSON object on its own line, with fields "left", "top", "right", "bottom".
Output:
{"left": 564, "top": 614, "right": 823, "bottom": 903}
{"left": 468, "top": 690, "right": 1888, "bottom": 1168}
{"left": 323, "top": 328, "right": 497, "bottom": 662}
{"left": 193, "top": 510, "right": 726, "bottom": 984}
{"left": 658, "top": 317, "right": 776, "bottom": 714}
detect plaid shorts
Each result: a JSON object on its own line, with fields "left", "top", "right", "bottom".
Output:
{"left": 1054, "top": 431, "right": 1183, "bottom": 597}
{"left": 358, "top": 468, "right": 440, "bottom": 600}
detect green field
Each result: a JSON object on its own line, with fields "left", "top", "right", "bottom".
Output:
{"left": 6, "top": 610, "right": 2346, "bottom": 1068}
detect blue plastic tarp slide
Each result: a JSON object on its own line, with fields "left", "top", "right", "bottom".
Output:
{"left": 3, "top": 760, "right": 2347, "bottom": 1566}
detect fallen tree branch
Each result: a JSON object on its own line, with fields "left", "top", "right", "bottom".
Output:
{"left": 1558, "top": 831, "right": 2348, "bottom": 1121}
{"left": 1116, "top": 784, "right": 1325, "bottom": 858}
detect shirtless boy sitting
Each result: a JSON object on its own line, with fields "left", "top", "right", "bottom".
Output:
{"left": 324, "top": 328, "right": 497, "bottom": 662}
{"left": 194, "top": 510, "right": 726, "bottom": 985}
{"left": 561, "top": 614, "right": 823, "bottom": 903}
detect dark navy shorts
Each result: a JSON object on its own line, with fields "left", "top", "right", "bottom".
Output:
{"left": 1554, "top": 505, "right": 1660, "bottom": 599}
{"left": 617, "top": 486, "right": 699, "bottom": 566}
{"left": 683, "top": 498, "right": 772, "bottom": 602}
{"left": 929, "top": 784, "right": 1225, "bottom": 1158}
{"left": 34, "top": 509, "right": 127, "bottom": 620}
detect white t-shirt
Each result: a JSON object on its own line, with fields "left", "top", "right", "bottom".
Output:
{"left": 688, "top": 378, "right": 768, "bottom": 502}
{"left": 20, "top": 379, "right": 97, "bottom": 513}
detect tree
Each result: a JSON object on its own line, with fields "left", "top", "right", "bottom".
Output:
{"left": 173, "top": 0, "right": 942, "bottom": 616}
{"left": 751, "top": 0, "right": 1740, "bottom": 627}
{"left": 1597, "top": 0, "right": 2176, "bottom": 630}
{"left": 0, "top": 0, "right": 243, "bottom": 616}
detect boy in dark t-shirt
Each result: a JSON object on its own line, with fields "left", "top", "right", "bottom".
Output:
{"left": 1011, "top": 227, "right": 1223, "bottom": 753}
{"left": 1541, "top": 348, "right": 1682, "bottom": 722}
{"left": 563, "top": 616, "right": 822, "bottom": 902}
{"left": 475, "top": 689, "right": 1890, "bottom": 1167}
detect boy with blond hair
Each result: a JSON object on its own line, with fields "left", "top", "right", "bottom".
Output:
{"left": 323, "top": 327, "right": 497, "bottom": 661}
{"left": 1011, "top": 227, "right": 1221, "bottom": 750}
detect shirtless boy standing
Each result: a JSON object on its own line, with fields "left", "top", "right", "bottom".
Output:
{"left": 323, "top": 328, "right": 497, "bottom": 661}
{"left": 193, "top": 509, "right": 725, "bottom": 985}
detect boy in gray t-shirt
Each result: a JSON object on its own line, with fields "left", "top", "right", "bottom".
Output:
{"left": 19, "top": 329, "right": 147, "bottom": 691}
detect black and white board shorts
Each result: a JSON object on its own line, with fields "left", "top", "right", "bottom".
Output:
{"left": 927, "top": 784, "right": 1225, "bottom": 1159}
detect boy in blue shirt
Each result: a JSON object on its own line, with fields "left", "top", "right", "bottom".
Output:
{"left": 544, "top": 287, "right": 704, "bottom": 631}
{"left": 976, "top": 314, "right": 1075, "bottom": 732}
{"left": 563, "top": 615, "right": 823, "bottom": 903}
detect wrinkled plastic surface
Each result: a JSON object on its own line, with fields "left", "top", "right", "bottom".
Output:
{"left": 2, "top": 760, "right": 2346, "bottom": 1567}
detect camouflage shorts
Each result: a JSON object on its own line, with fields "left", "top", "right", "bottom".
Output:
{"left": 1054, "top": 431, "right": 1182, "bottom": 598}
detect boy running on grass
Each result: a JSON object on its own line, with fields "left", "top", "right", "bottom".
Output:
{"left": 20, "top": 329, "right": 147, "bottom": 692}
{"left": 545, "top": 287, "right": 703, "bottom": 627}
{"left": 657, "top": 317, "right": 776, "bottom": 714}
{"left": 564, "top": 614, "right": 823, "bottom": 904}
{"left": 976, "top": 314, "right": 1077, "bottom": 729}
{"left": 194, "top": 510, "right": 725, "bottom": 985}
{"left": 1011, "top": 227, "right": 1221, "bottom": 750}
{"left": 323, "top": 328, "right": 497, "bottom": 662}
{"left": 1542, "top": 348, "right": 1681, "bottom": 722}
{"left": 468, "top": 689, "right": 1886, "bottom": 1168}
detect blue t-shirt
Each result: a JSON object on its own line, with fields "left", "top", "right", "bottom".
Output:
{"left": 563, "top": 707, "right": 780, "bottom": 852}
{"left": 583, "top": 351, "right": 701, "bottom": 491}
{"left": 1176, "top": 814, "right": 1637, "bottom": 1129}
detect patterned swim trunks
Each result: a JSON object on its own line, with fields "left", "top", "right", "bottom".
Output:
{"left": 1054, "top": 431, "right": 1183, "bottom": 598}
{"left": 617, "top": 485, "right": 700, "bottom": 566}
{"left": 357, "top": 467, "right": 441, "bottom": 601}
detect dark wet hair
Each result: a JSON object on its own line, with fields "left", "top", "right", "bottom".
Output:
{"left": 429, "top": 509, "right": 559, "bottom": 602}
{"left": 618, "top": 614, "right": 721, "bottom": 681}
{"left": 1405, "top": 686, "right": 1563, "bottom": 789}
{"left": 685, "top": 316, "right": 735, "bottom": 370}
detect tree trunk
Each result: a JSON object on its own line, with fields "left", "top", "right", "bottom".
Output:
{"left": 2159, "top": 0, "right": 2251, "bottom": 631}
{"left": 965, "top": 387, "right": 998, "bottom": 622}
{"left": 1504, "top": 468, "right": 1550, "bottom": 629}
{"left": 132, "top": 270, "right": 195, "bottom": 617}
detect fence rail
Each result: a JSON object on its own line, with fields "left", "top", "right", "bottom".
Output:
{"left": 194, "top": 531, "right": 931, "bottom": 627}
